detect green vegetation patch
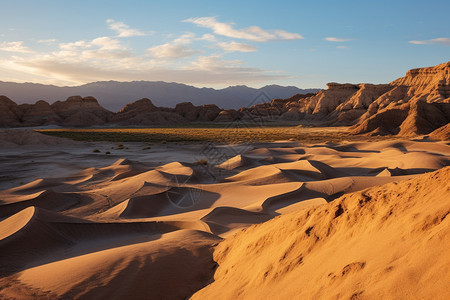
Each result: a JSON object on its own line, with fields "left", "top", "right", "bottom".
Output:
{"left": 36, "top": 126, "right": 391, "bottom": 144}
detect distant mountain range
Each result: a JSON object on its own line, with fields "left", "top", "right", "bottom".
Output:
{"left": 0, "top": 81, "right": 320, "bottom": 112}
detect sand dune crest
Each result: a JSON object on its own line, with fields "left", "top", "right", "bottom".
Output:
{"left": 193, "top": 167, "right": 450, "bottom": 299}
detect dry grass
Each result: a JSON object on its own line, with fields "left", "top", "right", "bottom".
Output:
{"left": 36, "top": 126, "right": 396, "bottom": 144}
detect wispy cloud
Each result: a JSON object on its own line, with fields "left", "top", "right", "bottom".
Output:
{"left": 83, "top": 37, "right": 132, "bottom": 59}
{"left": 148, "top": 44, "right": 199, "bottom": 59}
{"left": 198, "top": 34, "right": 216, "bottom": 42}
{"left": 56, "top": 36, "right": 132, "bottom": 60}
{"left": 38, "top": 39, "right": 57, "bottom": 44}
{"left": 187, "top": 55, "right": 245, "bottom": 71}
{"left": 0, "top": 41, "right": 33, "bottom": 53}
{"left": 324, "top": 37, "right": 354, "bottom": 42}
{"left": 217, "top": 41, "right": 256, "bottom": 52}
{"left": 184, "top": 17, "right": 303, "bottom": 42}
{"left": 148, "top": 33, "right": 199, "bottom": 59}
{"left": 336, "top": 46, "right": 348, "bottom": 49}
{"left": 409, "top": 37, "right": 450, "bottom": 45}
{"left": 106, "top": 19, "right": 148, "bottom": 37}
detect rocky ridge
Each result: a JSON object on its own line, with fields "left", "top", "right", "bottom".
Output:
{"left": 239, "top": 61, "right": 450, "bottom": 137}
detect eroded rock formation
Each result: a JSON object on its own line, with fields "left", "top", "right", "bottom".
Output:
{"left": 237, "top": 61, "right": 450, "bottom": 136}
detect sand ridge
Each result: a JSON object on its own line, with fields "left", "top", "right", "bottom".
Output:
{"left": 192, "top": 167, "right": 450, "bottom": 299}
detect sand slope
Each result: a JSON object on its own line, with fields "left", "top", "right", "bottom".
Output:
{"left": 193, "top": 167, "right": 450, "bottom": 299}
{"left": 0, "top": 207, "right": 220, "bottom": 299}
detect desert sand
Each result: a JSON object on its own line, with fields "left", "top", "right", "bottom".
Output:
{"left": 0, "top": 130, "right": 449, "bottom": 299}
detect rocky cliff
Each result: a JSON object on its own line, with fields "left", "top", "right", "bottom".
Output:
{"left": 350, "top": 62, "right": 450, "bottom": 136}
{"left": 237, "top": 61, "right": 450, "bottom": 137}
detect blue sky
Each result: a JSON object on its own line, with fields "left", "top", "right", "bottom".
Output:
{"left": 0, "top": 0, "right": 449, "bottom": 89}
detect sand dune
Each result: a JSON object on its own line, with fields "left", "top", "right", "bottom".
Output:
{"left": 0, "top": 190, "right": 88, "bottom": 218}
{"left": 0, "top": 135, "right": 449, "bottom": 298}
{"left": 201, "top": 206, "right": 272, "bottom": 236}
{"left": 0, "top": 206, "right": 220, "bottom": 299}
{"left": 217, "top": 154, "right": 262, "bottom": 170}
{"left": 193, "top": 167, "right": 450, "bottom": 299}
{"left": 16, "top": 229, "right": 220, "bottom": 299}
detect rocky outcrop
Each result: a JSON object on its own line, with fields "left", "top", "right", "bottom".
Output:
{"left": 175, "top": 102, "right": 221, "bottom": 122}
{"left": 110, "top": 98, "right": 186, "bottom": 125}
{"left": 329, "top": 84, "right": 393, "bottom": 125}
{"left": 349, "top": 103, "right": 410, "bottom": 135}
{"left": 214, "top": 109, "right": 240, "bottom": 122}
{"left": 311, "top": 83, "right": 360, "bottom": 115}
{"left": 111, "top": 98, "right": 159, "bottom": 124}
{"left": 350, "top": 99, "right": 450, "bottom": 137}
{"left": 398, "top": 100, "right": 449, "bottom": 136}
{"left": 197, "top": 104, "right": 222, "bottom": 122}
{"left": 236, "top": 93, "right": 317, "bottom": 122}
{"left": 0, "top": 96, "right": 21, "bottom": 127}
{"left": 390, "top": 61, "right": 450, "bottom": 101}
{"left": 51, "top": 96, "right": 112, "bottom": 126}
{"left": 51, "top": 96, "right": 104, "bottom": 116}
{"left": 0, "top": 95, "right": 113, "bottom": 127}
{"left": 19, "top": 100, "right": 62, "bottom": 126}
{"left": 349, "top": 62, "right": 450, "bottom": 136}
{"left": 174, "top": 102, "right": 196, "bottom": 120}
{"left": 429, "top": 123, "right": 450, "bottom": 141}
{"left": 119, "top": 98, "right": 158, "bottom": 113}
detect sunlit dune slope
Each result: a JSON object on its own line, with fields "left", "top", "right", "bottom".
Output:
{"left": 193, "top": 167, "right": 450, "bottom": 299}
